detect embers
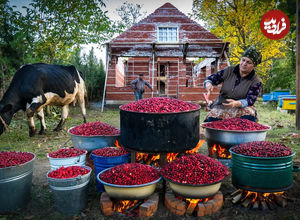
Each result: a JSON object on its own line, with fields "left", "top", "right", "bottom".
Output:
{"left": 209, "top": 144, "right": 232, "bottom": 159}
{"left": 100, "top": 192, "right": 159, "bottom": 218}
{"left": 231, "top": 189, "right": 291, "bottom": 210}
{"left": 135, "top": 140, "right": 205, "bottom": 166}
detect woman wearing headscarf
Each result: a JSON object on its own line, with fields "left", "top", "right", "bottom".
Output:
{"left": 204, "top": 46, "right": 262, "bottom": 122}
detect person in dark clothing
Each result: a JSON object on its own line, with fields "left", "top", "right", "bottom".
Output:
{"left": 130, "top": 73, "right": 153, "bottom": 100}
{"left": 203, "top": 46, "right": 262, "bottom": 122}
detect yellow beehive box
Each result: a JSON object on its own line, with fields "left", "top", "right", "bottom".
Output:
{"left": 282, "top": 98, "right": 296, "bottom": 110}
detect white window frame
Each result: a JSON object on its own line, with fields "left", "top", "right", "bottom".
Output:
{"left": 157, "top": 26, "right": 179, "bottom": 43}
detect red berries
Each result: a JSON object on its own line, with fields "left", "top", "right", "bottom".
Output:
{"left": 202, "top": 118, "right": 269, "bottom": 131}
{"left": 231, "top": 141, "right": 293, "bottom": 157}
{"left": 160, "top": 154, "right": 229, "bottom": 185}
{"left": 0, "top": 151, "right": 34, "bottom": 168}
{"left": 120, "top": 97, "right": 200, "bottom": 113}
{"left": 48, "top": 148, "right": 86, "bottom": 158}
{"left": 48, "top": 166, "right": 90, "bottom": 179}
{"left": 99, "top": 163, "right": 160, "bottom": 185}
{"left": 92, "top": 147, "right": 128, "bottom": 157}
{"left": 69, "top": 121, "right": 120, "bottom": 136}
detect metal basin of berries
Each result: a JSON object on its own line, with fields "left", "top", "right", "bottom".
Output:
{"left": 67, "top": 122, "right": 120, "bottom": 152}
{"left": 160, "top": 154, "right": 229, "bottom": 199}
{"left": 230, "top": 141, "right": 297, "bottom": 192}
{"left": 202, "top": 118, "right": 271, "bottom": 147}
{"left": 97, "top": 165, "right": 162, "bottom": 200}
{"left": 164, "top": 177, "right": 223, "bottom": 199}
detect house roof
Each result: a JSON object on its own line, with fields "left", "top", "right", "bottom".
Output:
{"left": 108, "top": 2, "right": 229, "bottom": 58}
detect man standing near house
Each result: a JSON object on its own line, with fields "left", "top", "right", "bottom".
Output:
{"left": 130, "top": 73, "right": 153, "bottom": 100}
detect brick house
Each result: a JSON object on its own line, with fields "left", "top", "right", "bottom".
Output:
{"left": 103, "top": 2, "right": 229, "bottom": 104}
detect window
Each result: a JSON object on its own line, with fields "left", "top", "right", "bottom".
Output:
{"left": 158, "top": 27, "right": 178, "bottom": 42}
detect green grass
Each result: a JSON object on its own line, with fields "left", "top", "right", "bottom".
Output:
{"left": 1, "top": 101, "right": 299, "bottom": 160}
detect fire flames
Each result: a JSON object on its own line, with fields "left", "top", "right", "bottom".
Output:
{"left": 185, "top": 140, "right": 205, "bottom": 154}
{"left": 115, "top": 140, "right": 120, "bottom": 148}
{"left": 186, "top": 198, "right": 209, "bottom": 208}
{"left": 210, "top": 144, "right": 231, "bottom": 159}
{"left": 114, "top": 200, "right": 139, "bottom": 213}
{"left": 136, "top": 140, "right": 205, "bottom": 166}
{"left": 243, "top": 191, "right": 284, "bottom": 203}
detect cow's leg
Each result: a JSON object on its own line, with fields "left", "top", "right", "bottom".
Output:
{"left": 26, "top": 94, "right": 47, "bottom": 118}
{"left": 54, "top": 105, "right": 69, "bottom": 131}
{"left": 37, "top": 108, "right": 46, "bottom": 135}
{"left": 77, "top": 88, "right": 87, "bottom": 123}
{"left": 28, "top": 116, "right": 36, "bottom": 137}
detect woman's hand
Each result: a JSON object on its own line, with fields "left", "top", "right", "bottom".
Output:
{"left": 222, "top": 99, "right": 242, "bottom": 108}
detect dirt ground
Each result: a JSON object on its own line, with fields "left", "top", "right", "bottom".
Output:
{"left": 2, "top": 156, "right": 300, "bottom": 220}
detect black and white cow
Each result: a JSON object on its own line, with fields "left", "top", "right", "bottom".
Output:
{"left": 0, "top": 63, "right": 86, "bottom": 136}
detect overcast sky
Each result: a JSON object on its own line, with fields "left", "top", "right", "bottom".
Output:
{"left": 9, "top": 0, "right": 197, "bottom": 61}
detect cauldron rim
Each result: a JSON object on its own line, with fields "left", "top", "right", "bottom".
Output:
{"left": 119, "top": 105, "right": 201, "bottom": 115}
{"left": 201, "top": 123, "right": 271, "bottom": 133}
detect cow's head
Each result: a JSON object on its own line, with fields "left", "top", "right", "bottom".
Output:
{"left": 0, "top": 104, "right": 13, "bottom": 135}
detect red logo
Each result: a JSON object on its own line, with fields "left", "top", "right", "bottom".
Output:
{"left": 260, "top": 10, "right": 290, "bottom": 40}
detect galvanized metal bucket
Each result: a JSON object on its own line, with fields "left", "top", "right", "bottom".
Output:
{"left": 230, "top": 148, "right": 296, "bottom": 192}
{"left": 90, "top": 152, "right": 129, "bottom": 192}
{"left": 0, "top": 152, "right": 35, "bottom": 212}
{"left": 47, "top": 166, "right": 92, "bottom": 215}
{"left": 68, "top": 127, "right": 119, "bottom": 152}
{"left": 47, "top": 150, "right": 87, "bottom": 170}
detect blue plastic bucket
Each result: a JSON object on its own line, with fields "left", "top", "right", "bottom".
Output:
{"left": 90, "top": 151, "right": 129, "bottom": 192}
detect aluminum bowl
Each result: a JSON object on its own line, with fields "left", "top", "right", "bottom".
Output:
{"left": 67, "top": 126, "right": 119, "bottom": 152}
{"left": 97, "top": 168, "right": 161, "bottom": 200}
{"left": 202, "top": 123, "right": 271, "bottom": 147}
{"left": 163, "top": 176, "right": 224, "bottom": 199}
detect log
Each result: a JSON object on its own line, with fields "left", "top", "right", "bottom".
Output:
{"left": 125, "top": 200, "right": 144, "bottom": 214}
{"left": 242, "top": 197, "right": 252, "bottom": 208}
{"left": 230, "top": 189, "right": 243, "bottom": 197}
{"left": 232, "top": 193, "right": 242, "bottom": 204}
{"left": 252, "top": 201, "right": 259, "bottom": 209}
{"left": 186, "top": 201, "right": 198, "bottom": 215}
{"left": 266, "top": 198, "right": 276, "bottom": 210}
{"left": 275, "top": 195, "right": 287, "bottom": 208}
{"left": 260, "top": 200, "right": 268, "bottom": 210}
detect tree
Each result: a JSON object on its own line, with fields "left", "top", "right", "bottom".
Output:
{"left": 264, "top": 0, "right": 296, "bottom": 93}
{"left": 23, "top": 0, "right": 114, "bottom": 63}
{"left": 116, "top": 1, "right": 147, "bottom": 31}
{"left": 0, "top": 1, "right": 37, "bottom": 98}
{"left": 70, "top": 47, "right": 106, "bottom": 101}
{"left": 192, "top": 0, "right": 287, "bottom": 79}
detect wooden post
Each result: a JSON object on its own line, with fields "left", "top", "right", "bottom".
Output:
{"left": 296, "top": 1, "right": 300, "bottom": 129}
{"left": 101, "top": 43, "right": 109, "bottom": 112}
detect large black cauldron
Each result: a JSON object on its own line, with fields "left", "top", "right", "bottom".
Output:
{"left": 120, "top": 108, "right": 200, "bottom": 153}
